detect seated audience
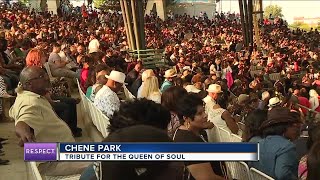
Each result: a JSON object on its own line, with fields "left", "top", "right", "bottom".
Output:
{"left": 306, "top": 141, "right": 320, "bottom": 180}
{"left": 85, "top": 64, "right": 111, "bottom": 99}
{"left": 298, "top": 123, "right": 320, "bottom": 180}
{"left": 161, "top": 86, "right": 188, "bottom": 139}
{"left": 9, "top": 66, "right": 89, "bottom": 176}
{"left": 174, "top": 93, "right": 226, "bottom": 180}
{"left": 48, "top": 43, "right": 77, "bottom": 79}
{"left": 139, "top": 76, "right": 161, "bottom": 104}
{"left": 25, "top": 48, "right": 82, "bottom": 136}
{"left": 136, "top": 69, "right": 155, "bottom": 98}
{"left": 242, "top": 109, "right": 268, "bottom": 142}
{"left": 209, "top": 92, "right": 239, "bottom": 134}
{"left": 81, "top": 98, "right": 172, "bottom": 180}
{"left": 94, "top": 70, "right": 125, "bottom": 118}
{"left": 102, "top": 125, "right": 183, "bottom": 180}
{"left": 160, "top": 69, "right": 177, "bottom": 93}
{"left": 249, "top": 107, "right": 302, "bottom": 180}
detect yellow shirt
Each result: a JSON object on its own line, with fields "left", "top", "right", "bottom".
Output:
{"left": 9, "top": 91, "right": 75, "bottom": 143}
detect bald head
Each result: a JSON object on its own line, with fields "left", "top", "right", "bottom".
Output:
{"left": 20, "top": 66, "right": 43, "bottom": 85}
{"left": 20, "top": 66, "right": 50, "bottom": 96}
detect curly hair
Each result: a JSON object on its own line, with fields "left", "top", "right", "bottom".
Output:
{"left": 108, "top": 99, "right": 171, "bottom": 133}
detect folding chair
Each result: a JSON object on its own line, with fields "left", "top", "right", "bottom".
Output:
{"left": 250, "top": 168, "right": 275, "bottom": 180}
{"left": 44, "top": 62, "right": 57, "bottom": 82}
{"left": 206, "top": 125, "right": 221, "bottom": 142}
{"left": 27, "top": 162, "right": 42, "bottom": 180}
{"left": 96, "top": 108, "right": 110, "bottom": 138}
{"left": 230, "top": 161, "right": 251, "bottom": 180}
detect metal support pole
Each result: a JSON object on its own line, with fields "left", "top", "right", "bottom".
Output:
{"left": 120, "top": 0, "right": 132, "bottom": 50}
{"left": 124, "top": 0, "right": 136, "bottom": 50}
{"left": 136, "top": 0, "right": 146, "bottom": 50}
{"left": 243, "top": 0, "right": 249, "bottom": 47}
{"left": 120, "top": 0, "right": 131, "bottom": 49}
{"left": 131, "top": 0, "right": 140, "bottom": 51}
{"left": 238, "top": 0, "right": 248, "bottom": 47}
{"left": 259, "top": 0, "right": 263, "bottom": 20}
{"left": 248, "top": 0, "right": 254, "bottom": 47}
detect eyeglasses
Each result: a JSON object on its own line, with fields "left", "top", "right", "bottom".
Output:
{"left": 27, "top": 74, "right": 46, "bottom": 82}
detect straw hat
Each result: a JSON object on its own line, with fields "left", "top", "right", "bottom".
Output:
{"left": 268, "top": 97, "right": 281, "bottom": 107}
{"left": 105, "top": 71, "right": 126, "bottom": 84}
{"left": 206, "top": 84, "right": 222, "bottom": 93}
{"left": 163, "top": 69, "right": 177, "bottom": 78}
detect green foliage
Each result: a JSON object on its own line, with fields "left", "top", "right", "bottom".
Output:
{"left": 264, "top": 5, "right": 283, "bottom": 19}
{"left": 94, "top": 0, "right": 105, "bottom": 8}
{"left": 18, "top": 0, "right": 29, "bottom": 5}
{"left": 289, "top": 21, "right": 319, "bottom": 31}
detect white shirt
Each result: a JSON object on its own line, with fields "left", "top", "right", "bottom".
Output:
{"left": 88, "top": 38, "right": 100, "bottom": 53}
{"left": 203, "top": 95, "right": 216, "bottom": 115}
{"left": 309, "top": 96, "right": 319, "bottom": 111}
{"left": 207, "top": 108, "right": 230, "bottom": 132}
{"left": 94, "top": 85, "right": 120, "bottom": 118}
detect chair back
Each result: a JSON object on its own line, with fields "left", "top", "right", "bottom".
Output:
{"left": 44, "top": 62, "right": 56, "bottom": 81}
{"left": 227, "top": 161, "right": 251, "bottom": 180}
{"left": 250, "top": 168, "right": 275, "bottom": 180}
{"left": 27, "top": 162, "right": 42, "bottom": 180}
{"left": 206, "top": 125, "right": 221, "bottom": 142}
{"left": 231, "top": 133, "right": 242, "bottom": 142}
{"left": 218, "top": 127, "right": 232, "bottom": 142}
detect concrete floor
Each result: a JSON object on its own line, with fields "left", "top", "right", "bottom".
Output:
{"left": 0, "top": 103, "right": 92, "bottom": 180}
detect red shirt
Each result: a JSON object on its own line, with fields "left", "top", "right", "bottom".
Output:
{"left": 298, "top": 96, "right": 310, "bottom": 115}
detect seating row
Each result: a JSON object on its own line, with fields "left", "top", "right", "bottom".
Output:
{"left": 208, "top": 126, "right": 274, "bottom": 180}
{"left": 77, "top": 80, "right": 110, "bottom": 138}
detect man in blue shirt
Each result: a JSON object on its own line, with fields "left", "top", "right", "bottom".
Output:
{"left": 160, "top": 69, "right": 177, "bottom": 93}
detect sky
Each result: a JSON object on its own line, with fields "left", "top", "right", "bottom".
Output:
{"left": 218, "top": 0, "right": 320, "bottom": 24}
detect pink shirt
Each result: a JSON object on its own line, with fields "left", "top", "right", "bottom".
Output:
{"left": 80, "top": 68, "right": 89, "bottom": 91}
{"left": 298, "top": 155, "right": 307, "bottom": 180}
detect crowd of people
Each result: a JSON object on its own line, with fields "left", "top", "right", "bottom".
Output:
{"left": 0, "top": 1, "right": 320, "bottom": 180}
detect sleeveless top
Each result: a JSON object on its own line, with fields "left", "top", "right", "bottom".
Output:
{"left": 173, "top": 129, "right": 228, "bottom": 180}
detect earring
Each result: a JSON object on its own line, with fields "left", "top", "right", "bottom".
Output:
{"left": 186, "top": 122, "right": 191, "bottom": 130}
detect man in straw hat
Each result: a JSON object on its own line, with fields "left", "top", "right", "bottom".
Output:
{"left": 203, "top": 84, "right": 222, "bottom": 115}
{"left": 94, "top": 70, "right": 126, "bottom": 118}
{"left": 160, "top": 69, "right": 177, "bottom": 93}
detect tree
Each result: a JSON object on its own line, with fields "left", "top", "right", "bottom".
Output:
{"left": 264, "top": 5, "right": 283, "bottom": 19}
{"left": 18, "top": 0, "right": 29, "bottom": 6}
{"left": 93, "top": 0, "right": 105, "bottom": 8}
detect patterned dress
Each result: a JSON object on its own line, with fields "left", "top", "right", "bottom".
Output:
{"left": 0, "top": 76, "right": 7, "bottom": 114}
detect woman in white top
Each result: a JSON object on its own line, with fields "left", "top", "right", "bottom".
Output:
{"left": 140, "top": 76, "right": 161, "bottom": 104}
{"left": 207, "top": 93, "right": 239, "bottom": 134}
{"left": 309, "top": 89, "right": 320, "bottom": 112}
